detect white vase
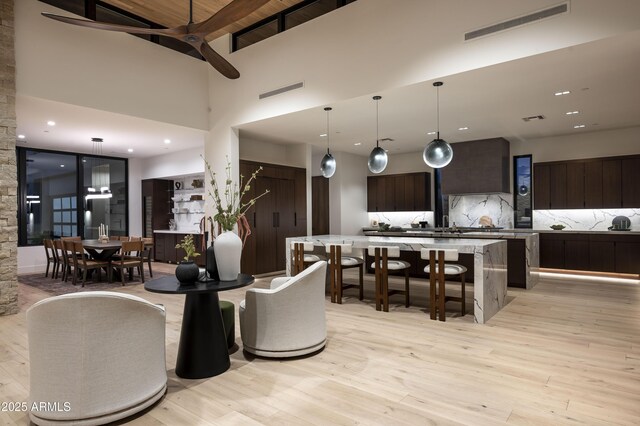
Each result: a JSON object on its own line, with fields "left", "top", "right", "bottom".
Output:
{"left": 214, "top": 231, "right": 242, "bottom": 281}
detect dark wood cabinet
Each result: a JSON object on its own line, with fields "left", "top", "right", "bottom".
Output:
{"left": 540, "top": 232, "right": 640, "bottom": 275}
{"left": 441, "top": 137, "right": 510, "bottom": 194}
{"left": 367, "top": 172, "right": 431, "bottom": 212}
{"left": 534, "top": 155, "right": 640, "bottom": 210}
{"left": 533, "top": 164, "right": 551, "bottom": 209}
{"left": 312, "top": 176, "right": 329, "bottom": 235}
{"left": 141, "top": 179, "right": 172, "bottom": 238}
{"left": 154, "top": 232, "right": 205, "bottom": 266}
{"left": 240, "top": 161, "right": 307, "bottom": 275}
{"left": 621, "top": 158, "right": 640, "bottom": 207}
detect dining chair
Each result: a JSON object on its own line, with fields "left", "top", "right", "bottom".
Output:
{"left": 62, "top": 240, "right": 77, "bottom": 283}
{"left": 141, "top": 237, "right": 154, "bottom": 278}
{"left": 325, "top": 243, "right": 364, "bottom": 304}
{"left": 52, "top": 239, "right": 68, "bottom": 281}
{"left": 72, "top": 241, "right": 112, "bottom": 286}
{"left": 43, "top": 239, "right": 57, "bottom": 278}
{"left": 110, "top": 235, "right": 121, "bottom": 241}
{"left": 61, "top": 236, "right": 81, "bottom": 241}
{"left": 291, "top": 242, "right": 326, "bottom": 275}
{"left": 112, "top": 240, "right": 145, "bottom": 285}
{"left": 368, "top": 246, "right": 410, "bottom": 312}
{"left": 421, "top": 248, "right": 466, "bottom": 321}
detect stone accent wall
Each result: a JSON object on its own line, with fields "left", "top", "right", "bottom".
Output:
{"left": 0, "top": 0, "right": 18, "bottom": 316}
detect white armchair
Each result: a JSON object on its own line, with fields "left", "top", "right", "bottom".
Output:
{"left": 240, "top": 261, "right": 327, "bottom": 357}
{"left": 27, "top": 291, "right": 167, "bottom": 426}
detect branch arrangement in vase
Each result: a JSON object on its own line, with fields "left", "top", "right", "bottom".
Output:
{"left": 175, "top": 234, "right": 201, "bottom": 262}
{"left": 204, "top": 156, "right": 270, "bottom": 243}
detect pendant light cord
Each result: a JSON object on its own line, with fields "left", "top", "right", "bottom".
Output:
{"left": 324, "top": 107, "right": 332, "bottom": 155}
{"left": 376, "top": 98, "right": 380, "bottom": 148}
{"left": 436, "top": 85, "right": 440, "bottom": 139}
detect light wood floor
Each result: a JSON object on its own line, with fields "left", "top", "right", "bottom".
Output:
{"left": 1, "top": 263, "right": 639, "bottom": 425}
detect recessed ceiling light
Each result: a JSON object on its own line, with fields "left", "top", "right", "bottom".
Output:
{"left": 574, "top": 124, "right": 586, "bottom": 129}
{"left": 354, "top": 142, "right": 362, "bottom": 146}
{"left": 18, "top": 134, "right": 25, "bottom": 139}
{"left": 565, "top": 111, "right": 580, "bottom": 115}
{"left": 164, "top": 139, "right": 171, "bottom": 144}
{"left": 458, "top": 127, "right": 469, "bottom": 131}
{"left": 427, "top": 131, "right": 436, "bottom": 135}
{"left": 554, "top": 90, "right": 571, "bottom": 96}
{"left": 47, "top": 121, "right": 56, "bottom": 126}
{"left": 60, "top": 164, "right": 65, "bottom": 168}
{"left": 127, "top": 148, "right": 134, "bottom": 153}
{"left": 319, "top": 134, "right": 327, "bottom": 137}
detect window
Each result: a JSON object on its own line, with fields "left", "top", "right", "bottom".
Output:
{"left": 513, "top": 155, "right": 532, "bottom": 228}
{"left": 18, "top": 148, "right": 128, "bottom": 246}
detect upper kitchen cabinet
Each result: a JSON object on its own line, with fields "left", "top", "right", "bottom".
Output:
{"left": 534, "top": 154, "right": 640, "bottom": 209}
{"left": 367, "top": 172, "right": 431, "bottom": 212}
{"left": 441, "top": 138, "right": 510, "bottom": 194}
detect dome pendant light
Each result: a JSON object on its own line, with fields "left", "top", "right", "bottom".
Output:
{"left": 423, "top": 82, "right": 453, "bottom": 168}
{"left": 320, "top": 107, "right": 336, "bottom": 178}
{"left": 368, "top": 95, "right": 388, "bottom": 174}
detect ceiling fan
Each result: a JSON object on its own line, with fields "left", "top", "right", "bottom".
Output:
{"left": 42, "top": 0, "right": 271, "bottom": 79}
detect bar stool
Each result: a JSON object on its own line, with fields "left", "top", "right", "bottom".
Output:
{"left": 291, "top": 242, "right": 326, "bottom": 276}
{"left": 421, "top": 248, "right": 466, "bottom": 321}
{"left": 368, "top": 246, "right": 410, "bottom": 312}
{"left": 326, "top": 243, "right": 364, "bottom": 304}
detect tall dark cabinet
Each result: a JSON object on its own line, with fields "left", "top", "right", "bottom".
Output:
{"left": 312, "top": 176, "right": 330, "bottom": 235}
{"left": 240, "top": 161, "right": 307, "bottom": 275}
{"left": 141, "top": 179, "right": 172, "bottom": 238}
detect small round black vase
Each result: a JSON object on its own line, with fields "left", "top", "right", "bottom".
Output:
{"left": 175, "top": 261, "right": 199, "bottom": 284}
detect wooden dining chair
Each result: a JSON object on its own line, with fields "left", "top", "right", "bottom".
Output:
{"left": 368, "top": 246, "right": 411, "bottom": 312}
{"left": 421, "top": 248, "right": 466, "bottom": 321}
{"left": 62, "top": 240, "right": 77, "bottom": 283}
{"left": 72, "top": 241, "right": 112, "bottom": 286}
{"left": 52, "top": 240, "right": 68, "bottom": 281}
{"left": 110, "top": 236, "right": 121, "bottom": 241}
{"left": 141, "top": 237, "right": 154, "bottom": 278}
{"left": 61, "top": 236, "right": 81, "bottom": 241}
{"left": 43, "top": 239, "right": 57, "bottom": 278}
{"left": 291, "top": 242, "right": 326, "bottom": 275}
{"left": 325, "top": 243, "right": 364, "bottom": 304}
{"left": 112, "top": 240, "right": 145, "bottom": 286}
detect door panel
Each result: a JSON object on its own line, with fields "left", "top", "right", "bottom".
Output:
{"left": 275, "top": 178, "right": 296, "bottom": 271}
{"left": 254, "top": 177, "right": 277, "bottom": 274}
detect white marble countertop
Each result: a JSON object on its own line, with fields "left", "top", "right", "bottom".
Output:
{"left": 531, "top": 229, "right": 639, "bottom": 235}
{"left": 364, "top": 230, "right": 536, "bottom": 239}
{"left": 153, "top": 229, "right": 202, "bottom": 234}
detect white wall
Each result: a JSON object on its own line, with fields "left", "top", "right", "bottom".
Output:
{"left": 328, "top": 152, "right": 368, "bottom": 235}
{"left": 128, "top": 158, "right": 143, "bottom": 236}
{"left": 239, "top": 137, "right": 307, "bottom": 168}
{"left": 141, "top": 147, "right": 204, "bottom": 180}
{"left": 15, "top": 0, "right": 209, "bottom": 130}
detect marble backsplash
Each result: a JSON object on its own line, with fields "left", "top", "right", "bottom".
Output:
{"left": 533, "top": 209, "right": 640, "bottom": 231}
{"left": 448, "top": 194, "right": 514, "bottom": 228}
{"left": 367, "top": 211, "right": 435, "bottom": 228}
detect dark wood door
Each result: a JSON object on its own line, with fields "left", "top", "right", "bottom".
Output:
{"left": 566, "top": 162, "right": 585, "bottom": 209}
{"left": 312, "top": 176, "right": 329, "bottom": 235}
{"left": 584, "top": 160, "right": 603, "bottom": 208}
{"left": 602, "top": 159, "right": 622, "bottom": 208}
{"left": 382, "top": 176, "right": 395, "bottom": 211}
{"left": 588, "top": 238, "right": 616, "bottom": 273}
{"left": 507, "top": 239, "right": 526, "bottom": 288}
{"left": 394, "top": 175, "right": 406, "bottom": 211}
{"left": 275, "top": 178, "right": 296, "bottom": 271}
{"left": 533, "top": 164, "right": 550, "bottom": 209}
{"left": 253, "top": 177, "right": 277, "bottom": 273}
{"left": 621, "top": 158, "right": 640, "bottom": 207}
{"left": 240, "top": 162, "right": 257, "bottom": 274}
{"left": 614, "top": 236, "right": 640, "bottom": 274}
{"left": 403, "top": 175, "right": 415, "bottom": 211}
{"left": 413, "top": 173, "right": 430, "bottom": 211}
{"left": 549, "top": 164, "right": 567, "bottom": 209}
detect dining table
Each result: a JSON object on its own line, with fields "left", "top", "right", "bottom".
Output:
{"left": 81, "top": 239, "right": 122, "bottom": 260}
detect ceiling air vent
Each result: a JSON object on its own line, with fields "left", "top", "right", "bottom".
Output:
{"left": 259, "top": 82, "right": 304, "bottom": 100}
{"left": 379, "top": 138, "right": 395, "bottom": 143}
{"left": 522, "top": 115, "right": 545, "bottom": 122}
{"left": 465, "top": 2, "right": 568, "bottom": 41}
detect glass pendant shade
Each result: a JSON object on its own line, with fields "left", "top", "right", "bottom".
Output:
{"left": 321, "top": 152, "right": 336, "bottom": 178}
{"left": 518, "top": 184, "right": 529, "bottom": 196}
{"left": 423, "top": 137, "right": 453, "bottom": 168}
{"left": 368, "top": 146, "right": 388, "bottom": 174}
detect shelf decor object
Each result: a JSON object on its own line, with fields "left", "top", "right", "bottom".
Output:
{"left": 368, "top": 95, "right": 388, "bottom": 174}
{"left": 423, "top": 82, "right": 453, "bottom": 168}
{"left": 205, "top": 157, "right": 270, "bottom": 281}
{"left": 320, "top": 107, "right": 336, "bottom": 178}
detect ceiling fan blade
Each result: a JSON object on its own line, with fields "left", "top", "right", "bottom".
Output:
{"left": 189, "top": 0, "right": 271, "bottom": 36}
{"left": 42, "top": 12, "right": 183, "bottom": 37}
{"left": 199, "top": 42, "right": 240, "bottom": 79}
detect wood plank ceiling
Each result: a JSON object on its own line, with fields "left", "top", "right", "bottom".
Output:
{"left": 101, "top": 0, "right": 307, "bottom": 40}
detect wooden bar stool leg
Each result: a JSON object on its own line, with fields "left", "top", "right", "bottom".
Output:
{"left": 429, "top": 255, "right": 437, "bottom": 320}
{"left": 336, "top": 246, "right": 343, "bottom": 304}
{"left": 374, "top": 251, "right": 381, "bottom": 311}
{"left": 358, "top": 263, "right": 364, "bottom": 301}
{"left": 404, "top": 268, "right": 410, "bottom": 308}
{"left": 438, "top": 255, "right": 446, "bottom": 322}
{"left": 329, "top": 246, "right": 337, "bottom": 303}
{"left": 382, "top": 251, "right": 389, "bottom": 312}
{"left": 460, "top": 272, "right": 466, "bottom": 316}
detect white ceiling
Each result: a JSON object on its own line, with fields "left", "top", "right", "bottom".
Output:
{"left": 238, "top": 30, "right": 640, "bottom": 156}
{"left": 15, "top": 30, "right": 640, "bottom": 159}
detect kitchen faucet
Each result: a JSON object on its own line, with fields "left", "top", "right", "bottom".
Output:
{"left": 442, "top": 215, "right": 449, "bottom": 232}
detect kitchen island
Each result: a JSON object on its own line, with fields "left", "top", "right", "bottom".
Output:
{"left": 285, "top": 234, "right": 508, "bottom": 324}
{"left": 364, "top": 229, "right": 539, "bottom": 289}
